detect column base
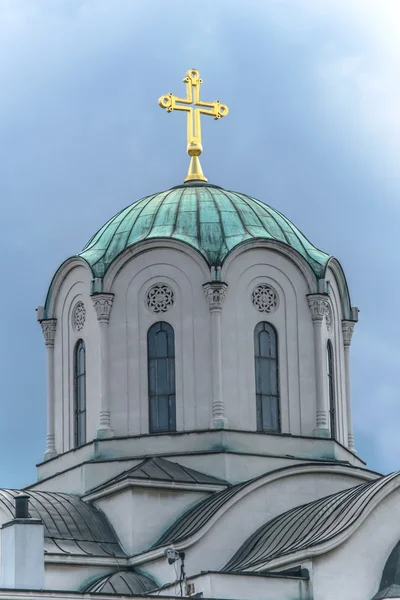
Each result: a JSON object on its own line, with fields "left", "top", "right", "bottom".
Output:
{"left": 313, "top": 427, "right": 330, "bottom": 439}
{"left": 348, "top": 434, "right": 356, "bottom": 453}
{"left": 96, "top": 426, "right": 114, "bottom": 439}
{"left": 44, "top": 449, "right": 57, "bottom": 461}
{"left": 210, "top": 416, "right": 228, "bottom": 430}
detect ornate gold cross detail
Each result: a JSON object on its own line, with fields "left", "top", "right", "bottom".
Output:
{"left": 158, "top": 69, "right": 229, "bottom": 183}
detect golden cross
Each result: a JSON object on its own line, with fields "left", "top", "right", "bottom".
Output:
{"left": 158, "top": 69, "right": 229, "bottom": 183}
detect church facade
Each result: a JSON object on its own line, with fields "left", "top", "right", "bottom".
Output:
{"left": 0, "top": 71, "right": 399, "bottom": 600}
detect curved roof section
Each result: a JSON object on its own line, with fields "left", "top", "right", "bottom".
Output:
{"left": 0, "top": 489, "right": 125, "bottom": 557}
{"left": 152, "top": 480, "right": 246, "bottom": 549}
{"left": 79, "top": 182, "right": 330, "bottom": 278}
{"left": 83, "top": 571, "right": 157, "bottom": 594}
{"left": 225, "top": 472, "right": 400, "bottom": 572}
{"left": 151, "top": 463, "right": 377, "bottom": 551}
{"left": 372, "top": 541, "right": 400, "bottom": 599}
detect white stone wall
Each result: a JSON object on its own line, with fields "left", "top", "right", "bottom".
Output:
{"left": 107, "top": 245, "right": 212, "bottom": 435}
{"left": 52, "top": 264, "right": 99, "bottom": 453}
{"left": 222, "top": 246, "right": 316, "bottom": 434}
{"left": 46, "top": 240, "right": 354, "bottom": 455}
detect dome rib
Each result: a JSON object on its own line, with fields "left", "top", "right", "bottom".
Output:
{"left": 78, "top": 183, "right": 330, "bottom": 278}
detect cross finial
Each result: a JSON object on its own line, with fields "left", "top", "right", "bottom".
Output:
{"left": 158, "top": 69, "right": 229, "bottom": 183}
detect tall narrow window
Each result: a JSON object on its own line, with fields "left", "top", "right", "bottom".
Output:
{"left": 327, "top": 340, "right": 335, "bottom": 439}
{"left": 254, "top": 322, "right": 280, "bottom": 433}
{"left": 74, "top": 339, "right": 86, "bottom": 447}
{"left": 148, "top": 322, "right": 176, "bottom": 433}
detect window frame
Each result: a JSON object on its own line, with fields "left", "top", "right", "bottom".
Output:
{"left": 147, "top": 321, "right": 176, "bottom": 434}
{"left": 254, "top": 321, "right": 281, "bottom": 434}
{"left": 74, "top": 339, "right": 86, "bottom": 447}
{"left": 327, "top": 340, "right": 336, "bottom": 439}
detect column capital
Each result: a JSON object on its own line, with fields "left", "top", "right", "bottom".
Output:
{"left": 307, "top": 294, "right": 330, "bottom": 323}
{"left": 91, "top": 293, "right": 114, "bottom": 324}
{"left": 40, "top": 319, "right": 57, "bottom": 349}
{"left": 342, "top": 320, "right": 356, "bottom": 347}
{"left": 203, "top": 282, "right": 228, "bottom": 311}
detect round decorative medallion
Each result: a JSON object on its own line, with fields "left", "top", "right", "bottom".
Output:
{"left": 252, "top": 284, "right": 278, "bottom": 313}
{"left": 72, "top": 301, "right": 86, "bottom": 331}
{"left": 146, "top": 284, "right": 174, "bottom": 313}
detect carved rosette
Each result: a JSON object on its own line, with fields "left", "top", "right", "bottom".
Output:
{"left": 342, "top": 321, "right": 355, "bottom": 347}
{"left": 252, "top": 284, "right": 279, "bottom": 314}
{"left": 203, "top": 282, "right": 228, "bottom": 311}
{"left": 72, "top": 301, "right": 86, "bottom": 332}
{"left": 40, "top": 319, "right": 57, "bottom": 349}
{"left": 91, "top": 294, "right": 114, "bottom": 324}
{"left": 146, "top": 284, "right": 174, "bottom": 313}
{"left": 307, "top": 295, "right": 330, "bottom": 324}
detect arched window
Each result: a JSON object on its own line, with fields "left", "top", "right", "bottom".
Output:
{"left": 148, "top": 322, "right": 176, "bottom": 433}
{"left": 74, "top": 339, "right": 86, "bottom": 447}
{"left": 327, "top": 340, "right": 335, "bottom": 439}
{"left": 254, "top": 322, "right": 280, "bottom": 433}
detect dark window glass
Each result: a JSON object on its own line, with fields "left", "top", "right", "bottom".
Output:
{"left": 327, "top": 340, "right": 335, "bottom": 439}
{"left": 74, "top": 339, "right": 86, "bottom": 447}
{"left": 148, "top": 322, "right": 176, "bottom": 433}
{"left": 254, "top": 322, "right": 280, "bottom": 433}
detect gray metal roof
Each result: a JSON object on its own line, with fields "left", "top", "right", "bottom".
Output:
{"left": 0, "top": 489, "right": 125, "bottom": 557}
{"left": 152, "top": 480, "right": 246, "bottom": 548}
{"left": 151, "top": 462, "right": 373, "bottom": 550}
{"left": 372, "top": 541, "right": 400, "bottom": 599}
{"left": 225, "top": 472, "right": 400, "bottom": 572}
{"left": 83, "top": 571, "right": 157, "bottom": 594}
{"left": 89, "top": 456, "right": 228, "bottom": 494}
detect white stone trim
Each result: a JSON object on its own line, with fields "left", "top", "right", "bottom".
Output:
{"left": 40, "top": 319, "right": 57, "bottom": 460}
{"left": 203, "top": 282, "right": 228, "bottom": 429}
{"left": 222, "top": 239, "right": 318, "bottom": 294}
{"left": 91, "top": 293, "right": 115, "bottom": 438}
{"left": 83, "top": 478, "right": 227, "bottom": 502}
{"left": 102, "top": 238, "right": 210, "bottom": 292}
{"left": 44, "top": 256, "right": 92, "bottom": 319}
{"left": 342, "top": 320, "right": 356, "bottom": 451}
{"left": 307, "top": 294, "right": 331, "bottom": 437}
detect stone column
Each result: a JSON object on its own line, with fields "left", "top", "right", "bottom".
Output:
{"left": 307, "top": 295, "right": 330, "bottom": 438}
{"left": 342, "top": 320, "right": 356, "bottom": 451}
{"left": 203, "top": 282, "right": 228, "bottom": 429}
{"left": 40, "top": 319, "right": 57, "bottom": 460}
{"left": 91, "top": 293, "right": 114, "bottom": 439}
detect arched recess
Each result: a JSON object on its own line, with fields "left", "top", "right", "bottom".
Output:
{"left": 222, "top": 239, "right": 320, "bottom": 295}
{"left": 102, "top": 239, "right": 211, "bottom": 293}
{"left": 324, "top": 257, "right": 355, "bottom": 320}
{"left": 43, "top": 256, "right": 94, "bottom": 319}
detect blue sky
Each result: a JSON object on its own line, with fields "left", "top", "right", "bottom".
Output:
{"left": 0, "top": 0, "right": 399, "bottom": 487}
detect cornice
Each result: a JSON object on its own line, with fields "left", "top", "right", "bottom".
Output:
{"left": 83, "top": 478, "right": 227, "bottom": 502}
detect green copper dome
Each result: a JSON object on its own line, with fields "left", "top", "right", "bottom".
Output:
{"left": 80, "top": 183, "right": 330, "bottom": 278}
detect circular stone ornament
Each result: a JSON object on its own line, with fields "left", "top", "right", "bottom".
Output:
{"left": 146, "top": 284, "right": 174, "bottom": 313}
{"left": 252, "top": 284, "right": 279, "bottom": 314}
{"left": 72, "top": 301, "right": 86, "bottom": 331}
